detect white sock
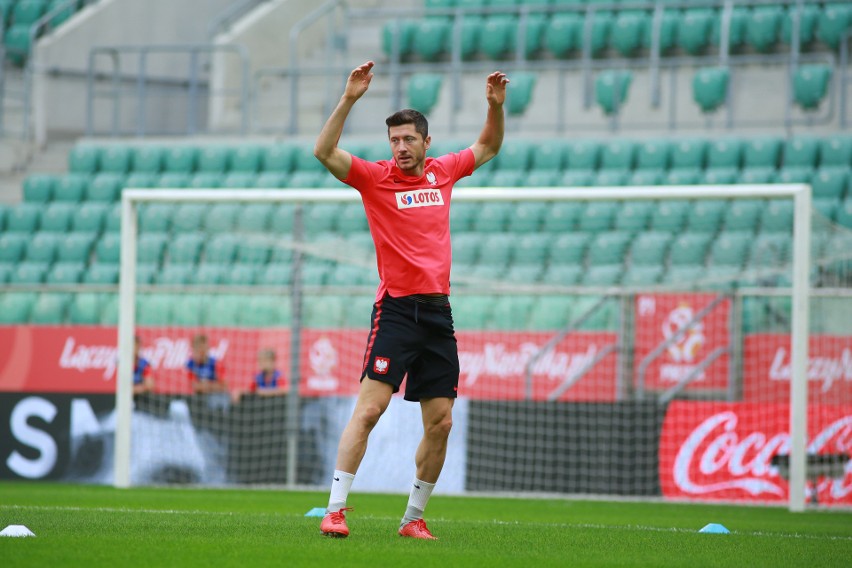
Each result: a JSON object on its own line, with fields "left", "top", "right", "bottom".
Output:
{"left": 327, "top": 470, "right": 355, "bottom": 512}
{"left": 401, "top": 478, "right": 435, "bottom": 525}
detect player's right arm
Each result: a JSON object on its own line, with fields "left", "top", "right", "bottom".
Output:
{"left": 314, "top": 61, "right": 375, "bottom": 180}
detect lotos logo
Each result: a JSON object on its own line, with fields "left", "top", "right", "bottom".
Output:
{"left": 396, "top": 189, "right": 444, "bottom": 210}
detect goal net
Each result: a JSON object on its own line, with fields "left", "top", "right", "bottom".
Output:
{"left": 113, "top": 183, "right": 852, "bottom": 511}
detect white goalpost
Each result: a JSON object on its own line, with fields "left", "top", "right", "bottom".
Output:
{"left": 114, "top": 184, "right": 818, "bottom": 512}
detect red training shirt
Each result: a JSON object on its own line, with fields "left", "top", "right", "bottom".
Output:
{"left": 343, "top": 149, "right": 476, "bottom": 300}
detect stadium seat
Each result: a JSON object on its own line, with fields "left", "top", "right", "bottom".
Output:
{"left": 478, "top": 233, "right": 515, "bottom": 268}
{"left": 188, "top": 173, "right": 221, "bottom": 189}
{"left": 503, "top": 263, "right": 542, "bottom": 284}
{"left": 643, "top": 8, "right": 679, "bottom": 53}
{"left": 167, "top": 232, "right": 205, "bottom": 264}
{"left": 709, "top": 231, "right": 752, "bottom": 267}
{"left": 548, "top": 232, "right": 591, "bottom": 266}
{"left": 46, "top": 262, "right": 85, "bottom": 285}
{"left": 614, "top": 201, "right": 654, "bottom": 233}
{"left": 166, "top": 295, "right": 205, "bottom": 326}
{"left": 163, "top": 146, "right": 198, "bottom": 173}
{"left": 29, "top": 293, "right": 71, "bottom": 324}
{"left": 154, "top": 172, "right": 190, "bottom": 188}
{"left": 230, "top": 146, "right": 262, "bottom": 173}
{"left": 701, "top": 168, "right": 739, "bottom": 185}
{"left": 507, "top": 202, "right": 547, "bottom": 233}
{"left": 576, "top": 201, "right": 617, "bottom": 232}
{"left": 539, "top": 264, "right": 583, "bottom": 286}
{"left": 222, "top": 172, "right": 257, "bottom": 189}
{"left": 746, "top": 6, "right": 783, "bottom": 53}
{"left": 136, "top": 294, "right": 174, "bottom": 326}
{"left": 0, "top": 264, "right": 13, "bottom": 285}
{"left": 190, "top": 263, "right": 227, "bottom": 286}
{"left": 738, "top": 168, "right": 776, "bottom": 184}
{"left": 139, "top": 203, "right": 174, "bottom": 233}
{"left": 782, "top": 136, "right": 819, "bottom": 169}
{"left": 629, "top": 231, "right": 672, "bottom": 266}
{"left": 706, "top": 138, "right": 743, "bottom": 170}
{"left": 0, "top": 292, "right": 38, "bottom": 323}
{"left": 25, "top": 232, "right": 59, "bottom": 263}
{"left": 541, "top": 201, "right": 584, "bottom": 233}
{"left": 692, "top": 67, "right": 729, "bottom": 113}
{"left": 581, "top": 264, "right": 623, "bottom": 286}
{"left": 412, "top": 19, "right": 450, "bottom": 61}
{"left": 204, "top": 203, "right": 239, "bottom": 233}
{"left": 530, "top": 141, "right": 565, "bottom": 172}
{"left": 506, "top": 73, "right": 536, "bottom": 116}
{"left": 479, "top": 15, "right": 517, "bottom": 61}
{"left": 171, "top": 204, "right": 207, "bottom": 232}
{"left": 236, "top": 203, "right": 273, "bottom": 232}
{"left": 559, "top": 170, "right": 594, "bottom": 188}
{"left": 565, "top": 140, "right": 600, "bottom": 170}
{"left": 595, "top": 70, "right": 632, "bottom": 115}
{"left": 782, "top": 4, "right": 819, "bottom": 47}
{"left": 0, "top": 233, "right": 27, "bottom": 263}
{"left": 68, "top": 293, "right": 103, "bottom": 325}
{"left": 221, "top": 263, "right": 256, "bottom": 286}
{"left": 712, "top": 6, "right": 749, "bottom": 50}
{"left": 816, "top": 3, "right": 852, "bottom": 49}
{"left": 304, "top": 294, "right": 349, "bottom": 328}
{"left": 383, "top": 18, "right": 417, "bottom": 59}
{"left": 487, "top": 295, "right": 535, "bottom": 330}
{"left": 99, "top": 146, "right": 132, "bottom": 174}
{"left": 686, "top": 199, "right": 727, "bottom": 232}
{"left": 811, "top": 167, "right": 849, "bottom": 200}
{"left": 254, "top": 172, "right": 287, "bottom": 188}
{"left": 776, "top": 166, "right": 812, "bottom": 185}
{"left": 6, "top": 203, "right": 41, "bottom": 233}
{"left": 53, "top": 174, "right": 89, "bottom": 202}
{"left": 286, "top": 171, "right": 324, "bottom": 188}
{"left": 669, "top": 233, "right": 713, "bottom": 266}
{"left": 132, "top": 146, "right": 164, "bottom": 173}
{"left": 650, "top": 200, "right": 692, "bottom": 233}
{"left": 814, "top": 198, "right": 837, "bottom": 222}
{"left": 586, "top": 231, "right": 632, "bottom": 266}
{"left": 68, "top": 145, "right": 100, "bottom": 174}
{"left": 125, "top": 172, "right": 158, "bottom": 189}
{"left": 611, "top": 11, "right": 647, "bottom": 57}
{"left": 326, "top": 264, "right": 367, "bottom": 287}
{"left": 269, "top": 203, "right": 296, "bottom": 235}
{"left": 448, "top": 294, "right": 494, "bottom": 329}
{"left": 669, "top": 139, "right": 707, "bottom": 171}
{"left": 138, "top": 233, "right": 168, "bottom": 264}
{"left": 622, "top": 264, "right": 664, "bottom": 286}
{"left": 303, "top": 203, "right": 340, "bottom": 234}
{"left": 472, "top": 203, "right": 511, "bottom": 232}
{"left": 511, "top": 233, "right": 551, "bottom": 266}
{"left": 594, "top": 170, "right": 628, "bottom": 187}
{"left": 57, "top": 232, "right": 95, "bottom": 263}
{"left": 661, "top": 265, "right": 705, "bottom": 287}
{"left": 628, "top": 170, "right": 664, "bottom": 186}
{"left": 40, "top": 202, "right": 74, "bottom": 233}
{"left": 544, "top": 12, "right": 582, "bottom": 58}
{"left": 634, "top": 140, "right": 670, "bottom": 171}
{"left": 452, "top": 232, "right": 483, "bottom": 266}
{"left": 197, "top": 146, "right": 231, "bottom": 174}
{"left": 793, "top": 64, "right": 832, "bottom": 110}
{"left": 83, "top": 263, "right": 119, "bottom": 285}
{"left": 408, "top": 73, "right": 443, "bottom": 115}
{"left": 95, "top": 233, "right": 120, "bottom": 264}
{"left": 23, "top": 174, "right": 56, "bottom": 203}
{"left": 678, "top": 8, "right": 714, "bottom": 55}
{"left": 337, "top": 203, "right": 368, "bottom": 232}
{"left": 528, "top": 295, "right": 573, "bottom": 330}
{"left": 242, "top": 295, "right": 291, "bottom": 327}
{"left": 722, "top": 199, "right": 764, "bottom": 232}
{"left": 10, "top": 261, "right": 49, "bottom": 284}
{"left": 236, "top": 236, "right": 273, "bottom": 265}
{"left": 599, "top": 139, "right": 635, "bottom": 171}
{"left": 261, "top": 144, "right": 296, "bottom": 173}
{"left": 750, "top": 233, "right": 791, "bottom": 270}
{"left": 156, "top": 264, "right": 193, "bottom": 286}
{"left": 759, "top": 199, "right": 793, "bottom": 233}
{"left": 665, "top": 169, "right": 702, "bottom": 186}
{"left": 819, "top": 134, "right": 852, "bottom": 167}
{"left": 87, "top": 173, "right": 124, "bottom": 202}
{"left": 300, "top": 262, "right": 330, "bottom": 286}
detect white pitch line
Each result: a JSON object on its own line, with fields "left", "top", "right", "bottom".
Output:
{"left": 2, "top": 504, "right": 851, "bottom": 542}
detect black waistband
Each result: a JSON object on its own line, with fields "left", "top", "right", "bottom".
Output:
{"left": 409, "top": 294, "right": 450, "bottom": 305}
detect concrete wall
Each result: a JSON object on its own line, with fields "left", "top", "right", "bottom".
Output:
{"left": 32, "top": 0, "right": 234, "bottom": 142}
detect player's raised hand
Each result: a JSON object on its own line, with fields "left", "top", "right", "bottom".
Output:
{"left": 485, "top": 71, "right": 509, "bottom": 107}
{"left": 344, "top": 61, "right": 375, "bottom": 101}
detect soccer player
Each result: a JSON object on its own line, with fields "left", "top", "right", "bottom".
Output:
{"left": 313, "top": 60, "right": 508, "bottom": 540}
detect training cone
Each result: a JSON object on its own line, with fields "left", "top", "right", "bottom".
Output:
{"left": 304, "top": 507, "right": 327, "bottom": 518}
{"left": 0, "top": 525, "right": 36, "bottom": 537}
{"left": 699, "top": 523, "right": 730, "bottom": 534}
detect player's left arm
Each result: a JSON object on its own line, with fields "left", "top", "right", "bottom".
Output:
{"left": 469, "top": 71, "right": 509, "bottom": 170}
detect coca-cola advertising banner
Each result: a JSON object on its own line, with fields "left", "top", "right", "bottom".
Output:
{"left": 660, "top": 401, "right": 852, "bottom": 505}
{"left": 634, "top": 293, "right": 730, "bottom": 393}
{"left": 0, "top": 326, "right": 619, "bottom": 401}
{"left": 743, "top": 334, "right": 852, "bottom": 403}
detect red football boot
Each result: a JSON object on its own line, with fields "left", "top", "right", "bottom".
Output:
{"left": 320, "top": 508, "right": 352, "bottom": 538}
{"left": 398, "top": 518, "right": 437, "bottom": 540}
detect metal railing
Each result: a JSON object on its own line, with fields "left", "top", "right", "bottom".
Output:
{"left": 208, "top": 0, "right": 270, "bottom": 39}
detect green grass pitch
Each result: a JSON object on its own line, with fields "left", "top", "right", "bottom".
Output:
{"left": 1, "top": 482, "right": 850, "bottom": 567}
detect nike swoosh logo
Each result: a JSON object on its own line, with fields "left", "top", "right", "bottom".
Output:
{"left": 334, "top": 477, "right": 340, "bottom": 481}
{"left": 414, "top": 485, "right": 421, "bottom": 489}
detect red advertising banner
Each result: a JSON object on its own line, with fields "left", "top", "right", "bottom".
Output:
{"left": 660, "top": 401, "right": 852, "bottom": 505}
{"left": 743, "top": 334, "right": 852, "bottom": 403}
{"left": 0, "top": 326, "right": 619, "bottom": 401}
{"left": 634, "top": 293, "right": 731, "bottom": 393}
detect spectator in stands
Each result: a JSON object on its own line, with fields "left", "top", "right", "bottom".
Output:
{"left": 186, "top": 333, "right": 229, "bottom": 396}
{"left": 133, "top": 335, "right": 155, "bottom": 395}
{"left": 251, "top": 347, "right": 288, "bottom": 396}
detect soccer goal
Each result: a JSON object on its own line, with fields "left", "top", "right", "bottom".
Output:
{"left": 113, "top": 183, "right": 852, "bottom": 512}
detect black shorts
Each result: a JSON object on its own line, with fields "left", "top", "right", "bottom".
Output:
{"left": 360, "top": 294, "right": 459, "bottom": 402}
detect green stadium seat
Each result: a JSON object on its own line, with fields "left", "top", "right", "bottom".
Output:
{"left": 782, "top": 4, "right": 819, "bottom": 47}
{"left": 530, "top": 141, "right": 565, "bottom": 172}
{"left": 125, "top": 172, "right": 158, "bottom": 189}
{"left": 408, "top": 73, "right": 443, "bottom": 115}
{"left": 262, "top": 144, "right": 296, "bottom": 173}
{"left": 599, "top": 139, "right": 635, "bottom": 171}
{"left": 193, "top": 294, "right": 233, "bottom": 326}
{"left": 611, "top": 11, "right": 647, "bottom": 57}
{"left": 594, "top": 170, "right": 628, "bottom": 187}
{"left": 628, "top": 170, "right": 664, "bottom": 186}
{"left": 506, "top": 202, "right": 546, "bottom": 233}
{"left": 243, "top": 295, "right": 291, "bottom": 327}
{"left": 204, "top": 203, "right": 239, "bottom": 233}
{"left": 819, "top": 134, "right": 852, "bottom": 167}
{"left": 548, "top": 232, "right": 590, "bottom": 266}
{"left": 712, "top": 6, "right": 749, "bottom": 50}
{"left": 68, "top": 145, "right": 100, "bottom": 174}
{"left": 337, "top": 203, "right": 368, "bottom": 232}
{"left": 87, "top": 173, "right": 124, "bottom": 202}
{"left": 661, "top": 265, "right": 705, "bottom": 287}
{"left": 10, "top": 261, "right": 49, "bottom": 284}
{"left": 136, "top": 294, "right": 173, "bottom": 326}
{"left": 811, "top": 167, "right": 848, "bottom": 200}
{"left": 629, "top": 231, "right": 672, "bottom": 266}
{"left": 99, "top": 146, "right": 132, "bottom": 174}
{"left": 511, "top": 233, "right": 550, "bottom": 266}
{"left": 23, "top": 174, "right": 56, "bottom": 203}
{"left": 95, "top": 233, "right": 120, "bottom": 264}
{"left": 83, "top": 263, "right": 119, "bottom": 285}
{"left": 255, "top": 263, "right": 291, "bottom": 287}
{"left": 154, "top": 172, "right": 191, "bottom": 188}
{"left": 814, "top": 198, "right": 837, "bottom": 222}
{"left": 701, "top": 168, "right": 738, "bottom": 185}
{"left": 635, "top": 140, "right": 670, "bottom": 171}
{"left": 487, "top": 295, "right": 535, "bottom": 330}
{"left": 58, "top": 232, "right": 95, "bottom": 263}
{"left": 709, "top": 231, "right": 752, "bottom": 267}
{"left": 68, "top": 293, "right": 103, "bottom": 325}
{"left": 383, "top": 18, "right": 417, "bottom": 59}
{"left": 40, "top": 202, "right": 74, "bottom": 233}
{"left": 236, "top": 203, "right": 273, "bottom": 232}
{"left": 692, "top": 67, "right": 729, "bottom": 113}
{"left": 816, "top": 3, "right": 852, "bottom": 49}
{"left": 793, "top": 64, "right": 832, "bottom": 110}
{"left": 4, "top": 25, "right": 32, "bottom": 66}
{"left": 472, "top": 203, "right": 511, "bottom": 232}
{"left": 614, "top": 201, "right": 654, "bottom": 232}
{"left": 413, "top": 19, "right": 450, "bottom": 61}
{"left": 221, "top": 263, "right": 256, "bottom": 286}
{"left": 744, "top": 137, "right": 782, "bottom": 169}
{"left": 746, "top": 6, "right": 783, "bottom": 53}
{"left": 167, "top": 295, "right": 205, "bottom": 326}
{"left": 590, "top": 10, "right": 615, "bottom": 55}
{"left": 0, "top": 292, "right": 38, "bottom": 323}
{"left": 479, "top": 16, "right": 517, "bottom": 60}
{"left": 544, "top": 12, "right": 582, "bottom": 58}
{"left": 478, "top": 233, "right": 515, "bottom": 268}
{"left": 286, "top": 171, "right": 324, "bottom": 188}
{"left": 222, "top": 172, "right": 257, "bottom": 188}
{"left": 782, "top": 136, "right": 819, "bottom": 168}
{"left": 269, "top": 203, "right": 296, "bottom": 235}
{"left": 497, "top": 140, "right": 534, "bottom": 172}
{"left": 776, "top": 166, "right": 812, "bottom": 185}
{"left": 254, "top": 172, "right": 287, "bottom": 188}
{"left": 644, "top": 8, "right": 679, "bottom": 53}
{"left": 139, "top": 203, "right": 174, "bottom": 233}
{"left": 722, "top": 199, "right": 764, "bottom": 232}
{"left": 678, "top": 9, "right": 714, "bottom": 55}
{"left": 525, "top": 171, "right": 561, "bottom": 187}
{"left": 132, "top": 146, "right": 164, "bottom": 173}
{"left": 539, "top": 264, "right": 582, "bottom": 286}
{"left": 0, "top": 233, "right": 27, "bottom": 263}
{"left": 452, "top": 232, "right": 483, "bottom": 266}
{"left": 541, "top": 201, "right": 584, "bottom": 233}
{"left": 188, "top": 172, "right": 221, "bottom": 189}
{"left": 171, "top": 204, "right": 207, "bottom": 232}
{"left": 669, "top": 139, "right": 707, "bottom": 170}
{"left": 46, "top": 262, "right": 85, "bottom": 285}
{"left": 581, "top": 264, "right": 623, "bottom": 286}
{"left": 53, "top": 174, "right": 89, "bottom": 202}
{"left": 738, "top": 168, "right": 776, "bottom": 184}
{"left": 6, "top": 203, "right": 41, "bottom": 233}
{"left": 138, "top": 233, "right": 168, "bottom": 264}
{"left": 447, "top": 294, "right": 492, "bottom": 329}
{"left": 189, "top": 263, "right": 226, "bottom": 286}
{"left": 25, "top": 232, "right": 59, "bottom": 263}
{"left": 229, "top": 146, "right": 262, "bottom": 173}
{"left": 669, "top": 233, "right": 712, "bottom": 266}
{"left": 750, "top": 233, "right": 791, "bottom": 270}
{"left": 559, "top": 170, "right": 595, "bottom": 188}
{"left": 13, "top": 0, "right": 47, "bottom": 24}
{"left": 30, "top": 293, "right": 71, "bottom": 324}
{"left": 236, "top": 236, "right": 272, "bottom": 265}
{"left": 304, "top": 294, "right": 349, "bottom": 328}
{"left": 686, "top": 199, "right": 727, "bottom": 232}
{"left": 327, "top": 263, "right": 370, "bottom": 287}
{"left": 163, "top": 146, "right": 198, "bottom": 173}
{"left": 760, "top": 199, "right": 793, "bottom": 233}
{"left": 98, "top": 293, "right": 119, "bottom": 324}
{"left": 303, "top": 203, "right": 340, "bottom": 234}
{"left": 576, "top": 201, "right": 617, "bottom": 233}
{"left": 706, "top": 138, "right": 743, "bottom": 170}
{"left": 565, "top": 140, "right": 600, "bottom": 170}
{"left": 157, "top": 264, "right": 193, "bottom": 286}
{"left": 622, "top": 264, "right": 663, "bottom": 287}
{"left": 528, "top": 295, "right": 572, "bottom": 330}
{"left": 665, "top": 169, "right": 702, "bottom": 186}
{"left": 449, "top": 203, "right": 476, "bottom": 233}
{"left": 197, "top": 146, "right": 231, "bottom": 174}
{"left": 167, "top": 232, "right": 205, "bottom": 264}
{"left": 587, "top": 231, "right": 632, "bottom": 266}
{"left": 503, "top": 263, "right": 542, "bottom": 284}
{"left": 595, "top": 70, "right": 632, "bottom": 115}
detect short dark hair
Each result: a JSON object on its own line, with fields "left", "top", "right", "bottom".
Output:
{"left": 385, "top": 109, "right": 429, "bottom": 140}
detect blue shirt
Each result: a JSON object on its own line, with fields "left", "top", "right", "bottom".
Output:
{"left": 255, "top": 370, "right": 282, "bottom": 389}
{"left": 134, "top": 357, "right": 151, "bottom": 385}
{"left": 186, "top": 356, "right": 220, "bottom": 382}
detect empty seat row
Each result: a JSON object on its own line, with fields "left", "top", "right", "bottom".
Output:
{"left": 3, "top": 0, "right": 86, "bottom": 66}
